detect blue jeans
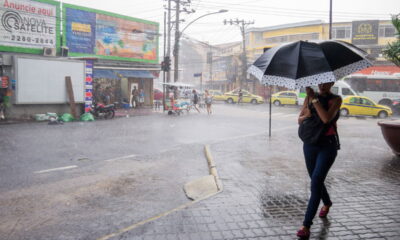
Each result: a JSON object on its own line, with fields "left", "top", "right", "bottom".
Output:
{"left": 303, "top": 142, "right": 337, "bottom": 228}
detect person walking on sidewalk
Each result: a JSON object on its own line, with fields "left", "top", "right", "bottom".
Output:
{"left": 204, "top": 89, "right": 213, "bottom": 115}
{"left": 192, "top": 89, "right": 201, "bottom": 113}
{"left": 238, "top": 89, "right": 243, "bottom": 105}
{"left": 297, "top": 82, "right": 342, "bottom": 239}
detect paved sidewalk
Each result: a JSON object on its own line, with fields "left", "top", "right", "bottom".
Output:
{"left": 104, "top": 118, "right": 400, "bottom": 240}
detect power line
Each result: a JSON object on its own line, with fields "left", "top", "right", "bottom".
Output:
{"left": 196, "top": 1, "right": 393, "bottom": 17}
{"left": 194, "top": 3, "right": 391, "bottom": 19}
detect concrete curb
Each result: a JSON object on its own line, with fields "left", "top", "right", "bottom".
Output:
{"left": 97, "top": 145, "right": 223, "bottom": 240}
{"left": 204, "top": 145, "right": 223, "bottom": 192}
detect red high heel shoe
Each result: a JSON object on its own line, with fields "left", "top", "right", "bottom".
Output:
{"left": 296, "top": 226, "right": 310, "bottom": 238}
{"left": 319, "top": 204, "right": 331, "bottom": 218}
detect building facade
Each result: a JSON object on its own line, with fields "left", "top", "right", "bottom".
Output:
{"left": 245, "top": 19, "right": 398, "bottom": 96}
{"left": 0, "top": 0, "right": 159, "bottom": 119}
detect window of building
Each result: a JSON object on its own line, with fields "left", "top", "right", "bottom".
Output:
{"left": 265, "top": 33, "right": 319, "bottom": 44}
{"left": 379, "top": 25, "right": 396, "bottom": 37}
{"left": 332, "top": 27, "right": 351, "bottom": 39}
{"left": 254, "top": 32, "right": 263, "bottom": 44}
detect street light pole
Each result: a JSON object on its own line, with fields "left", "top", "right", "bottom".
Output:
{"left": 329, "top": 0, "right": 333, "bottom": 39}
{"left": 173, "top": 9, "right": 228, "bottom": 82}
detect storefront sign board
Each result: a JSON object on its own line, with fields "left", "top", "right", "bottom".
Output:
{"left": 0, "top": 0, "right": 60, "bottom": 54}
{"left": 63, "top": 3, "right": 159, "bottom": 64}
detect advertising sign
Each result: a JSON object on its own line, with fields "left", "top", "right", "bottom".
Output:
{"left": 0, "top": 0, "right": 60, "bottom": 54}
{"left": 352, "top": 20, "right": 379, "bottom": 45}
{"left": 1, "top": 76, "right": 9, "bottom": 88}
{"left": 84, "top": 60, "right": 93, "bottom": 112}
{"left": 63, "top": 4, "right": 159, "bottom": 63}
{"left": 65, "top": 8, "right": 96, "bottom": 54}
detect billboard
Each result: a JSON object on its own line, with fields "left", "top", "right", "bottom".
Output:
{"left": 63, "top": 4, "right": 159, "bottom": 64}
{"left": 0, "top": 0, "right": 60, "bottom": 54}
{"left": 352, "top": 20, "right": 379, "bottom": 45}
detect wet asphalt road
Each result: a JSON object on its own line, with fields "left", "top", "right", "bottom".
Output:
{"left": 0, "top": 103, "right": 399, "bottom": 240}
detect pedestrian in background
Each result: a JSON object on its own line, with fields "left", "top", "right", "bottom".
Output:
{"left": 204, "top": 89, "right": 213, "bottom": 115}
{"left": 238, "top": 89, "right": 243, "bottom": 105}
{"left": 192, "top": 89, "right": 201, "bottom": 113}
{"left": 131, "top": 86, "right": 139, "bottom": 108}
{"left": 139, "top": 89, "right": 145, "bottom": 108}
{"left": 297, "top": 83, "right": 342, "bottom": 238}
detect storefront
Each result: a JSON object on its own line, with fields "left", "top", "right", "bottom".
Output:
{"left": 0, "top": 1, "right": 160, "bottom": 119}
{"left": 93, "top": 68, "right": 158, "bottom": 107}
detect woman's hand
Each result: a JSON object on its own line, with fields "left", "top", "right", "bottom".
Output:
{"left": 306, "top": 87, "right": 315, "bottom": 100}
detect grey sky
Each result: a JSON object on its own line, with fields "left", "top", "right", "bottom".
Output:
{"left": 61, "top": 0, "right": 399, "bottom": 45}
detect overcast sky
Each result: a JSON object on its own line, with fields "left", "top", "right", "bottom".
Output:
{"left": 60, "top": 0, "right": 399, "bottom": 45}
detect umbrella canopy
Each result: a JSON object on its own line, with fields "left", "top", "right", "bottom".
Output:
{"left": 248, "top": 40, "right": 372, "bottom": 89}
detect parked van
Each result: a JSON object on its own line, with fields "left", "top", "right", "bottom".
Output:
{"left": 296, "top": 81, "right": 357, "bottom": 105}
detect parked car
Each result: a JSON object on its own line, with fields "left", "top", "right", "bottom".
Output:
{"left": 271, "top": 91, "right": 298, "bottom": 106}
{"left": 220, "top": 89, "right": 264, "bottom": 104}
{"left": 208, "top": 90, "right": 225, "bottom": 101}
{"left": 340, "top": 96, "right": 392, "bottom": 118}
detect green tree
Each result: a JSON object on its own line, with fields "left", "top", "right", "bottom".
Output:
{"left": 383, "top": 14, "right": 400, "bottom": 67}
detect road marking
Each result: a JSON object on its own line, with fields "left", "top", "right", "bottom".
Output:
{"left": 105, "top": 154, "right": 137, "bottom": 162}
{"left": 34, "top": 165, "right": 78, "bottom": 174}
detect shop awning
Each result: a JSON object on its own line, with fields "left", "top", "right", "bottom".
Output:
{"left": 93, "top": 69, "right": 119, "bottom": 79}
{"left": 116, "top": 70, "right": 154, "bottom": 79}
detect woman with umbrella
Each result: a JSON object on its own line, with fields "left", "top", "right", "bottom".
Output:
{"left": 248, "top": 40, "right": 372, "bottom": 238}
{"left": 297, "top": 83, "right": 342, "bottom": 238}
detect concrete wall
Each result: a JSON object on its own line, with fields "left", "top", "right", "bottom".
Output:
{"left": 6, "top": 104, "right": 84, "bottom": 120}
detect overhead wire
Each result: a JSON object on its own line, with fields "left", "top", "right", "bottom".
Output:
{"left": 194, "top": 2, "right": 392, "bottom": 21}
{"left": 197, "top": 0, "right": 393, "bottom": 17}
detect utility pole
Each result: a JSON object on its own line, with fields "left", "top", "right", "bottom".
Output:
{"left": 166, "top": 0, "right": 172, "bottom": 83}
{"left": 208, "top": 45, "right": 213, "bottom": 89}
{"left": 162, "top": 11, "right": 167, "bottom": 111}
{"left": 173, "top": 0, "right": 181, "bottom": 82}
{"left": 224, "top": 19, "right": 254, "bottom": 90}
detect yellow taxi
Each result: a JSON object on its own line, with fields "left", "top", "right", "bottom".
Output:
{"left": 221, "top": 89, "right": 264, "bottom": 104}
{"left": 340, "top": 96, "right": 392, "bottom": 118}
{"left": 208, "top": 90, "right": 225, "bottom": 101}
{"left": 271, "top": 91, "right": 298, "bottom": 106}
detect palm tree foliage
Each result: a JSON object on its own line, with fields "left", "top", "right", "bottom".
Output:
{"left": 383, "top": 14, "right": 400, "bottom": 67}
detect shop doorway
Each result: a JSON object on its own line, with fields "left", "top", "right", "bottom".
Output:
{"left": 130, "top": 82, "right": 139, "bottom": 108}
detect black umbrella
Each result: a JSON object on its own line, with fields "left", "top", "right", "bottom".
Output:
{"left": 248, "top": 40, "right": 372, "bottom": 89}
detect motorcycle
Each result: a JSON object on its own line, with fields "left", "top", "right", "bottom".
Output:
{"left": 90, "top": 101, "right": 115, "bottom": 119}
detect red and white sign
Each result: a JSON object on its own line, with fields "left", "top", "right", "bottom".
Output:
{"left": 1, "top": 76, "right": 9, "bottom": 88}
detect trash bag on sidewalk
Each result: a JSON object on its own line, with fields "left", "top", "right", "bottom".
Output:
{"left": 80, "top": 113, "right": 95, "bottom": 122}
{"left": 60, "top": 113, "right": 74, "bottom": 122}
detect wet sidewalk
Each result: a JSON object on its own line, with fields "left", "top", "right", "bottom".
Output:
{"left": 115, "top": 106, "right": 163, "bottom": 118}
{"left": 103, "top": 118, "right": 400, "bottom": 240}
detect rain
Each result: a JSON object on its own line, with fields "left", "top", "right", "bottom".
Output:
{"left": 0, "top": 0, "right": 399, "bottom": 239}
